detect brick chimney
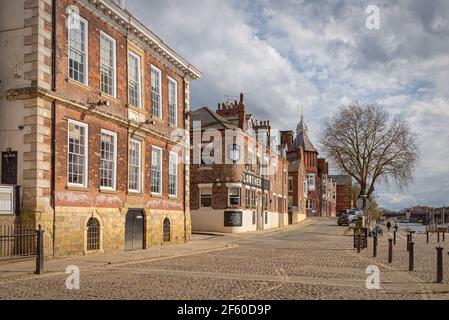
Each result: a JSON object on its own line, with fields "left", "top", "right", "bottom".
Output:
{"left": 216, "top": 93, "right": 246, "bottom": 129}
{"left": 280, "top": 130, "right": 294, "bottom": 150}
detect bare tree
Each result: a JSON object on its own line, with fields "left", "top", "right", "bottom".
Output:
{"left": 321, "top": 103, "right": 419, "bottom": 200}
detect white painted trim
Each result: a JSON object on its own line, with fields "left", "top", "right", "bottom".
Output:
{"left": 100, "top": 129, "right": 117, "bottom": 191}
{"left": 99, "top": 30, "right": 117, "bottom": 98}
{"left": 128, "top": 50, "right": 142, "bottom": 109}
{"left": 225, "top": 183, "right": 243, "bottom": 188}
{"left": 67, "top": 12, "right": 89, "bottom": 86}
{"left": 151, "top": 145, "right": 163, "bottom": 195}
{"left": 151, "top": 65, "right": 162, "bottom": 118}
{"left": 67, "top": 119, "right": 89, "bottom": 188}
{"left": 167, "top": 76, "right": 178, "bottom": 126}
{"left": 128, "top": 138, "right": 142, "bottom": 193}
{"left": 168, "top": 151, "right": 178, "bottom": 197}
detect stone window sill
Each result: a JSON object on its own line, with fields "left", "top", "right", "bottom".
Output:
{"left": 66, "top": 78, "right": 91, "bottom": 91}
{"left": 66, "top": 185, "right": 89, "bottom": 192}
{"left": 99, "top": 188, "right": 118, "bottom": 194}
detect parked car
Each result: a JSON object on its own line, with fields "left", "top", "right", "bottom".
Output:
{"left": 338, "top": 215, "right": 350, "bottom": 226}
{"left": 337, "top": 209, "right": 352, "bottom": 217}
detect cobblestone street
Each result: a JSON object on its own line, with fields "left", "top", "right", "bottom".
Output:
{"left": 1, "top": 218, "right": 448, "bottom": 300}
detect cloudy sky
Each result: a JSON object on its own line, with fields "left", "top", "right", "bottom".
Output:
{"left": 127, "top": 0, "right": 449, "bottom": 210}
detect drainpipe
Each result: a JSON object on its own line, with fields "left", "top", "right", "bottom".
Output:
{"left": 50, "top": 0, "right": 57, "bottom": 258}
{"left": 182, "top": 74, "right": 188, "bottom": 243}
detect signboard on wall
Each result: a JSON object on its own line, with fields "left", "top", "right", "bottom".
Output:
{"left": 1, "top": 151, "right": 18, "bottom": 185}
{"left": 224, "top": 211, "right": 243, "bottom": 227}
{"left": 242, "top": 172, "right": 270, "bottom": 191}
{"left": 0, "top": 186, "right": 14, "bottom": 215}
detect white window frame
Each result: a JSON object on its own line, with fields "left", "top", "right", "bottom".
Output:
{"left": 151, "top": 65, "right": 162, "bottom": 118}
{"left": 128, "top": 51, "right": 142, "bottom": 108}
{"left": 151, "top": 146, "right": 163, "bottom": 195}
{"left": 168, "top": 76, "right": 178, "bottom": 126}
{"left": 228, "top": 187, "right": 241, "bottom": 206}
{"left": 67, "top": 11, "right": 89, "bottom": 85}
{"left": 99, "top": 31, "right": 116, "bottom": 98}
{"left": 168, "top": 151, "right": 178, "bottom": 197}
{"left": 307, "top": 173, "right": 316, "bottom": 191}
{"left": 100, "top": 129, "right": 117, "bottom": 191}
{"left": 200, "top": 187, "right": 212, "bottom": 208}
{"left": 67, "top": 119, "right": 88, "bottom": 188}
{"left": 128, "top": 138, "right": 142, "bottom": 193}
{"left": 306, "top": 199, "right": 313, "bottom": 210}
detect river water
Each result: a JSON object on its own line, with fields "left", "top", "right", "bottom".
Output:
{"left": 397, "top": 222, "right": 426, "bottom": 234}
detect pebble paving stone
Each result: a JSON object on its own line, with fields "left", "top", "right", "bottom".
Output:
{"left": 0, "top": 218, "right": 448, "bottom": 300}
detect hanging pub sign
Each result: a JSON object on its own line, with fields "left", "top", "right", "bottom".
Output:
{"left": 2, "top": 151, "right": 18, "bottom": 185}
{"left": 242, "top": 172, "right": 270, "bottom": 191}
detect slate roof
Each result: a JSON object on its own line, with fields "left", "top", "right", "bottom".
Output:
{"left": 190, "top": 107, "right": 242, "bottom": 131}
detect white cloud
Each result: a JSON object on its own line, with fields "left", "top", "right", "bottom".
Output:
{"left": 127, "top": 0, "right": 449, "bottom": 210}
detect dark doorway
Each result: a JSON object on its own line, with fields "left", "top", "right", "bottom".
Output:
{"left": 125, "top": 209, "right": 145, "bottom": 251}
{"left": 288, "top": 213, "right": 293, "bottom": 225}
{"left": 1, "top": 151, "right": 18, "bottom": 185}
{"left": 163, "top": 218, "right": 171, "bottom": 242}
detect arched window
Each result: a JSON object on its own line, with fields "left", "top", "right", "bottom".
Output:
{"left": 163, "top": 218, "right": 171, "bottom": 242}
{"left": 87, "top": 218, "right": 100, "bottom": 251}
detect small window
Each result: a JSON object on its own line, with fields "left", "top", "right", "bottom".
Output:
{"left": 252, "top": 211, "right": 256, "bottom": 225}
{"left": 128, "top": 51, "right": 141, "bottom": 108}
{"left": 151, "top": 147, "right": 163, "bottom": 194}
{"left": 304, "top": 181, "right": 308, "bottom": 197}
{"left": 128, "top": 139, "right": 142, "bottom": 192}
{"left": 200, "top": 188, "right": 212, "bottom": 208}
{"left": 245, "top": 189, "right": 250, "bottom": 208}
{"left": 68, "top": 11, "right": 88, "bottom": 84}
{"left": 288, "top": 177, "right": 293, "bottom": 193}
{"left": 100, "top": 130, "right": 117, "bottom": 190}
{"left": 168, "top": 77, "right": 177, "bottom": 125}
{"left": 68, "top": 120, "right": 88, "bottom": 187}
{"left": 264, "top": 211, "right": 268, "bottom": 224}
{"left": 306, "top": 200, "right": 313, "bottom": 210}
{"left": 151, "top": 65, "right": 162, "bottom": 117}
{"left": 86, "top": 218, "right": 100, "bottom": 251}
{"left": 307, "top": 173, "right": 316, "bottom": 191}
{"left": 100, "top": 31, "right": 116, "bottom": 97}
{"left": 251, "top": 190, "right": 256, "bottom": 208}
{"left": 229, "top": 187, "right": 240, "bottom": 206}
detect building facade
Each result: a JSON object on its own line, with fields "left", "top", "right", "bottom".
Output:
{"left": 0, "top": 0, "right": 201, "bottom": 256}
{"left": 317, "top": 158, "right": 336, "bottom": 217}
{"left": 189, "top": 95, "right": 290, "bottom": 233}
{"left": 329, "top": 175, "right": 353, "bottom": 214}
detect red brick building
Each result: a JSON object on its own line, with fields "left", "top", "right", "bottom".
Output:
{"left": 329, "top": 175, "right": 353, "bottom": 214}
{"left": 317, "top": 158, "right": 336, "bottom": 217}
{"left": 189, "top": 95, "right": 290, "bottom": 233}
{"left": 0, "top": 0, "right": 201, "bottom": 256}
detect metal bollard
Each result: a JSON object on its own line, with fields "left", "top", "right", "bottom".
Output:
{"left": 393, "top": 230, "right": 396, "bottom": 245}
{"left": 373, "top": 234, "right": 378, "bottom": 257}
{"left": 406, "top": 234, "right": 410, "bottom": 252}
{"left": 388, "top": 239, "right": 393, "bottom": 263}
{"left": 357, "top": 233, "right": 361, "bottom": 253}
{"left": 438, "top": 231, "right": 440, "bottom": 243}
{"left": 35, "top": 225, "right": 44, "bottom": 275}
{"left": 436, "top": 247, "right": 443, "bottom": 283}
{"left": 408, "top": 242, "right": 414, "bottom": 271}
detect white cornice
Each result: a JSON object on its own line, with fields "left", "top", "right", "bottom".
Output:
{"left": 82, "top": 0, "right": 202, "bottom": 80}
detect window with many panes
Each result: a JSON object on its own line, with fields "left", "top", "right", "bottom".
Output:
{"left": 128, "top": 52, "right": 141, "bottom": 108}
{"left": 307, "top": 173, "right": 316, "bottom": 191}
{"left": 229, "top": 187, "right": 240, "bottom": 206}
{"left": 251, "top": 190, "right": 256, "bottom": 207}
{"left": 151, "top": 147, "right": 162, "bottom": 194}
{"left": 68, "top": 11, "right": 88, "bottom": 84}
{"left": 200, "top": 188, "right": 212, "bottom": 208}
{"left": 288, "top": 176, "right": 293, "bottom": 192}
{"left": 100, "top": 32, "right": 116, "bottom": 97}
{"left": 168, "top": 77, "right": 177, "bottom": 126}
{"left": 128, "top": 139, "right": 141, "bottom": 192}
{"left": 306, "top": 200, "right": 313, "bottom": 209}
{"left": 303, "top": 181, "right": 308, "bottom": 197}
{"left": 100, "top": 130, "right": 117, "bottom": 190}
{"left": 245, "top": 189, "right": 250, "bottom": 208}
{"left": 168, "top": 152, "right": 178, "bottom": 197}
{"left": 151, "top": 65, "right": 162, "bottom": 117}
{"left": 68, "top": 120, "right": 88, "bottom": 187}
